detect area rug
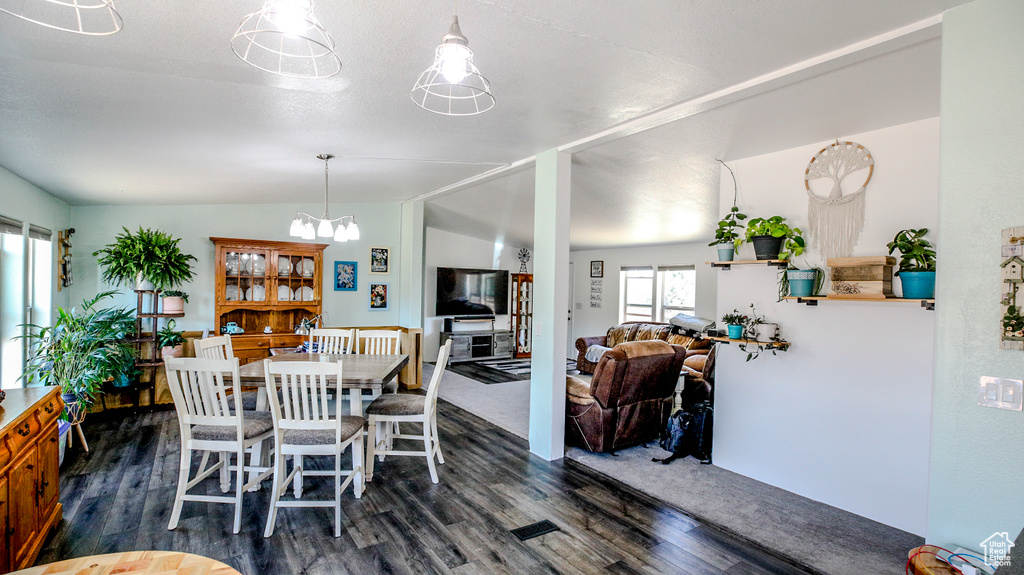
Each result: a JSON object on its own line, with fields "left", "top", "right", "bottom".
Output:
{"left": 448, "top": 358, "right": 578, "bottom": 384}
{"left": 477, "top": 358, "right": 577, "bottom": 376}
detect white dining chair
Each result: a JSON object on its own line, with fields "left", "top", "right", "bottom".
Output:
{"left": 165, "top": 357, "right": 275, "bottom": 534}
{"left": 309, "top": 328, "right": 355, "bottom": 354}
{"left": 263, "top": 359, "right": 366, "bottom": 538}
{"left": 355, "top": 329, "right": 402, "bottom": 394}
{"left": 365, "top": 340, "right": 451, "bottom": 484}
{"left": 196, "top": 334, "right": 259, "bottom": 411}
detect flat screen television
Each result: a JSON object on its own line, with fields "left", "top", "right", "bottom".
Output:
{"left": 436, "top": 267, "right": 509, "bottom": 316}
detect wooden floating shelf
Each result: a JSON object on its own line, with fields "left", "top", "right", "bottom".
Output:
{"left": 783, "top": 296, "right": 935, "bottom": 310}
{"left": 707, "top": 260, "right": 790, "bottom": 270}
{"left": 706, "top": 336, "right": 790, "bottom": 350}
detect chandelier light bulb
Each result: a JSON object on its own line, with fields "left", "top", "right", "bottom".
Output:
{"left": 439, "top": 43, "right": 471, "bottom": 84}
{"left": 347, "top": 221, "right": 360, "bottom": 241}
{"left": 317, "top": 219, "right": 334, "bottom": 238}
{"left": 266, "top": 1, "right": 312, "bottom": 37}
{"left": 333, "top": 223, "right": 349, "bottom": 242}
{"left": 289, "top": 217, "right": 304, "bottom": 237}
{"left": 301, "top": 221, "right": 316, "bottom": 240}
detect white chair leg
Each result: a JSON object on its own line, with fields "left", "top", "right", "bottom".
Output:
{"left": 233, "top": 448, "right": 244, "bottom": 534}
{"left": 365, "top": 417, "right": 377, "bottom": 482}
{"left": 219, "top": 451, "right": 230, "bottom": 493}
{"left": 423, "top": 425, "right": 438, "bottom": 484}
{"left": 353, "top": 437, "right": 364, "bottom": 499}
{"left": 264, "top": 447, "right": 284, "bottom": 538}
{"left": 247, "top": 439, "right": 263, "bottom": 492}
{"left": 168, "top": 445, "right": 191, "bottom": 530}
{"left": 432, "top": 416, "right": 444, "bottom": 465}
{"left": 334, "top": 450, "right": 342, "bottom": 538}
{"left": 293, "top": 455, "right": 303, "bottom": 499}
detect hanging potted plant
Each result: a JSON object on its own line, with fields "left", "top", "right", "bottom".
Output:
{"left": 93, "top": 227, "right": 197, "bottom": 291}
{"left": 158, "top": 320, "right": 187, "bottom": 359}
{"left": 739, "top": 304, "right": 790, "bottom": 361}
{"left": 744, "top": 216, "right": 806, "bottom": 261}
{"left": 161, "top": 290, "right": 189, "bottom": 314}
{"left": 708, "top": 160, "right": 746, "bottom": 262}
{"left": 19, "top": 291, "right": 137, "bottom": 418}
{"left": 721, "top": 310, "right": 748, "bottom": 340}
{"left": 887, "top": 228, "right": 936, "bottom": 299}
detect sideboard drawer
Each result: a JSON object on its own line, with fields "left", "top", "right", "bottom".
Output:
{"left": 231, "top": 337, "right": 270, "bottom": 351}
{"left": 6, "top": 414, "right": 39, "bottom": 456}
{"left": 37, "top": 398, "right": 60, "bottom": 427}
{"left": 271, "top": 335, "right": 303, "bottom": 348}
{"left": 0, "top": 434, "right": 11, "bottom": 472}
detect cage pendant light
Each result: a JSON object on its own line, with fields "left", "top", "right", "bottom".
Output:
{"left": 288, "top": 154, "right": 360, "bottom": 243}
{"left": 411, "top": 9, "right": 494, "bottom": 116}
{"left": 231, "top": 0, "right": 341, "bottom": 79}
{"left": 0, "top": 0, "right": 122, "bottom": 35}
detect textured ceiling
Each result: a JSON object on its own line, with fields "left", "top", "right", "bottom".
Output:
{"left": 0, "top": 1, "right": 968, "bottom": 246}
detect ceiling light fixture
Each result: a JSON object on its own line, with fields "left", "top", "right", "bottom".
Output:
{"left": 411, "top": 5, "right": 494, "bottom": 116}
{"left": 289, "top": 154, "right": 360, "bottom": 243}
{"left": 0, "top": 0, "right": 122, "bottom": 35}
{"left": 232, "top": 0, "right": 341, "bottom": 79}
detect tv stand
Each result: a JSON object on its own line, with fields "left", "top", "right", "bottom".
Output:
{"left": 441, "top": 329, "right": 513, "bottom": 363}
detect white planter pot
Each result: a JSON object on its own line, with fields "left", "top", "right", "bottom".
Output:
{"left": 754, "top": 323, "right": 778, "bottom": 341}
{"left": 162, "top": 296, "right": 184, "bottom": 314}
{"left": 135, "top": 272, "right": 155, "bottom": 291}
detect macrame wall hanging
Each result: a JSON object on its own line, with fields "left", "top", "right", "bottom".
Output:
{"left": 804, "top": 141, "right": 874, "bottom": 259}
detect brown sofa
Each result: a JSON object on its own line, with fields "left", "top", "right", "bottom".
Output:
{"left": 575, "top": 321, "right": 712, "bottom": 374}
{"left": 565, "top": 340, "right": 687, "bottom": 453}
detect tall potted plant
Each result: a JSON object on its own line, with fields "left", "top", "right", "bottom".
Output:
{"left": 744, "top": 216, "right": 806, "bottom": 261}
{"left": 709, "top": 206, "right": 747, "bottom": 262}
{"left": 887, "top": 228, "right": 936, "bottom": 299}
{"left": 20, "top": 291, "right": 137, "bottom": 416}
{"left": 93, "top": 227, "right": 197, "bottom": 291}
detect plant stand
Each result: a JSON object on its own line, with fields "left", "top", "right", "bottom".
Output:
{"left": 130, "top": 289, "right": 183, "bottom": 411}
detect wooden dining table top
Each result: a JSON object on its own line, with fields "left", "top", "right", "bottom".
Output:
{"left": 237, "top": 352, "right": 409, "bottom": 387}
{"left": 11, "top": 551, "right": 241, "bottom": 575}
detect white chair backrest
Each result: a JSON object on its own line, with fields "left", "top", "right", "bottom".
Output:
{"left": 165, "top": 356, "right": 241, "bottom": 435}
{"left": 309, "top": 328, "right": 354, "bottom": 354}
{"left": 356, "top": 330, "right": 401, "bottom": 354}
{"left": 424, "top": 340, "right": 452, "bottom": 413}
{"left": 196, "top": 335, "right": 234, "bottom": 360}
{"left": 264, "top": 359, "right": 343, "bottom": 437}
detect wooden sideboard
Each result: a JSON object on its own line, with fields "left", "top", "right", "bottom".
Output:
{"left": 0, "top": 387, "right": 63, "bottom": 574}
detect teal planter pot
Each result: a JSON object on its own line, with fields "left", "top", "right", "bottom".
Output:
{"left": 717, "top": 246, "right": 735, "bottom": 262}
{"left": 787, "top": 269, "right": 818, "bottom": 297}
{"left": 899, "top": 271, "right": 936, "bottom": 299}
{"left": 727, "top": 324, "right": 744, "bottom": 339}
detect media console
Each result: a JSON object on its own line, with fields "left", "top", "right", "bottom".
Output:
{"left": 440, "top": 330, "right": 514, "bottom": 363}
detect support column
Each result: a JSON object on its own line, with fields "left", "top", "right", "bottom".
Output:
{"left": 529, "top": 149, "right": 571, "bottom": 461}
{"left": 398, "top": 201, "right": 425, "bottom": 329}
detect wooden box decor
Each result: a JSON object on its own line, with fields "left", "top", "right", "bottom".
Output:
{"left": 826, "top": 256, "right": 895, "bottom": 299}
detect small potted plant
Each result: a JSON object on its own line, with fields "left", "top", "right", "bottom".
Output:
{"left": 887, "top": 228, "right": 936, "bottom": 299}
{"left": 721, "top": 310, "right": 748, "bottom": 340}
{"left": 93, "top": 227, "right": 197, "bottom": 291}
{"left": 744, "top": 216, "right": 806, "bottom": 261}
{"left": 161, "top": 290, "right": 189, "bottom": 314}
{"left": 709, "top": 206, "right": 747, "bottom": 262}
{"left": 158, "top": 320, "right": 187, "bottom": 359}
{"left": 739, "top": 304, "right": 790, "bottom": 361}
{"left": 780, "top": 262, "right": 825, "bottom": 300}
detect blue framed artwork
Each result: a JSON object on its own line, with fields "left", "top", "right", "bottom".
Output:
{"left": 334, "top": 261, "right": 357, "bottom": 291}
{"left": 369, "top": 282, "right": 389, "bottom": 310}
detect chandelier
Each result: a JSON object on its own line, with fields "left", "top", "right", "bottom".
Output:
{"left": 411, "top": 9, "right": 494, "bottom": 116}
{"left": 0, "top": 0, "right": 122, "bottom": 35}
{"left": 232, "top": 0, "right": 342, "bottom": 79}
{"left": 289, "top": 155, "right": 360, "bottom": 242}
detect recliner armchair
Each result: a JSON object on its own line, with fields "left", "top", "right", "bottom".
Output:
{"left": 565, "top": 340, "right": 688, "bottom": 453}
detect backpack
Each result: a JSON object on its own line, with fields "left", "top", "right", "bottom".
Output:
{"left": 653, "top": 402, "right": 713, "bottom": 465}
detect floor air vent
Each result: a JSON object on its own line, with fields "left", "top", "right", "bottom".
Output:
{"left": 510, "top": 520, "right": 560, "bottom": 541}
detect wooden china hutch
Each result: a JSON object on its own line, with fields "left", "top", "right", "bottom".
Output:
{"left": 211, "top": 237, "right": 328, "bottom": 365}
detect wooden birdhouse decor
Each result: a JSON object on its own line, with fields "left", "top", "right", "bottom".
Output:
{"left": 1000, "top": 226, "right": 1024, "bottom": 350}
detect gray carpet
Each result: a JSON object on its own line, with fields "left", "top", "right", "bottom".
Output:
{"left": 565, "top": 445, "right": 923, "bottom": 575}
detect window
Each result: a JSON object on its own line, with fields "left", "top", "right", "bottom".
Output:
{"left": 0, "top": 216, "right": 52, "bottom": 389}
{"left": 620, "top": 265, "right": 697, "bottom": 323}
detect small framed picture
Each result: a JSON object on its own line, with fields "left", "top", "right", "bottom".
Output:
{"left": 334, "top": 261, "right": 357, "bottom": 291}
{"left": 369, "top": 283, "right": 389, "bottom": 310}
{"left": 370, "top": 246, "right": 390, "bottom": 274}
{"left": 590, "top": 260, "right": 604, "bottom": 278}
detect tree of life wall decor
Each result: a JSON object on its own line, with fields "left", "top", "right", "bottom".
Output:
{"left": 804, "top": 141, "right": 874, "bottom": 259}
{"left": 1001, "top": 226, "right": 1024, "bottom": 350}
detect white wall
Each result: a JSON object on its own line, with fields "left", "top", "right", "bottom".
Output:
{"left": 69, "top": 202, "right": 403, "bottom": 331}
{"left": 928, "top": 0, "right": 1024, "bottom": 548}
{"left": 0, "top": 166, "right": 72, "bottom": 310}
{"left": 569, "top": 243, "right": 718, "bottom": 352}
{"left": 714, "top": 117, "right": 939, "bottom": 535}
{"left": 423, "top": 227, "right": 526, "bottom": 358}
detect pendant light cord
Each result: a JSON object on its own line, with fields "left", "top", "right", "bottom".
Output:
{"left": 717, "top": 159, "right": 738, "bottom": 208}
{"left": 323, "top": 157, "right": 330, "bottom": 218}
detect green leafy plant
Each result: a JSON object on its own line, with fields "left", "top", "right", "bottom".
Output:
{"left": 738, "top": 303, "right": 789, "bottom": 361}
{"left": 721, "top": 310, "right": 749, "bottom": 326}
{"left": 93, "top": 227, "right": 197, "bottom": 290}
{"left": 777, "top": 263, "right": 825, "bottom": 302}
{"left": 19, "top": 291, "right": 137, "bottom": 412}
{"left": 160, "top": 290, "right": 189, "bottom": 303}
{"left": 157, "top": 319, "right": 187, "bottom": 349}
{"left": 745, "top": 216, "right": 806, "bottom": 260}
{"left": 709, "top": 206, "right": 747, "bottom": 248}
{"left": 887, "top": 228, "right": 936, "bottom": 274}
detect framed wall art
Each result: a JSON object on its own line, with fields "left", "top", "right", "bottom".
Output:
{"left": 334, "top": 261, "right": 357, "bottom": 291}
{"left": 590, "top": 260, "right": 604, "bottom": 278}
{"left": 369, "top": 282, "right": 389, "bottom": 310}
{"left": 370, "top": 246, "right": 390, "bottom": 274}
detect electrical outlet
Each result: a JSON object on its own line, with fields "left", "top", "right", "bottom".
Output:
{"left": 979, "top": 377, "right": 1024, "bottom": 411}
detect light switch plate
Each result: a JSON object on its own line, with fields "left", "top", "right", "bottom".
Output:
{"left": 979, "top": 377, "right": 1024, "bottom": 411}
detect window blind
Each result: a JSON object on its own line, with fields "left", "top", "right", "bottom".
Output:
{"left": 0, "top": 215, "right": 22, "bottom": 236}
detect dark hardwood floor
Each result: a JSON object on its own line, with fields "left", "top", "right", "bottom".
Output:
{"left": 39, "top": 399, "right": 812, "bottom": 575}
